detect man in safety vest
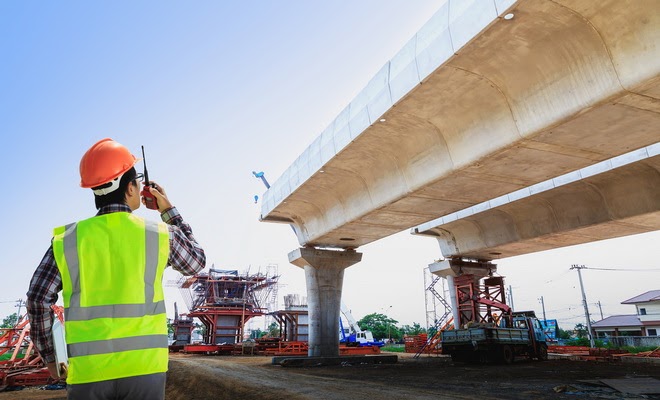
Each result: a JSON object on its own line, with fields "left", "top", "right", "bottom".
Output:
{"left": 26, "top": 138, "right": 206, "bottom": 399}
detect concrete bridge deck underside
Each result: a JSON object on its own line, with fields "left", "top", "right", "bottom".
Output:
{"left": 261, "top": 0, "right": 660, "bottom": 249}
{"left": 413, "top": 147, "right": 660, "bottom": 260}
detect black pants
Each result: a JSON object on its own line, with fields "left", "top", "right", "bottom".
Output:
{"left": 67, "top": 372, "right": 166, "bottom": 400}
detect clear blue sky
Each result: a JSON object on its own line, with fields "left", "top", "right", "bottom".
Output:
{"left": 1, "top": 1, "right": 658, "bottom": 331}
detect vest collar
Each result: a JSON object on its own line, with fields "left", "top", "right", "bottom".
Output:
{"left": 96, "top": 203, "right": 132, "bottom": 216}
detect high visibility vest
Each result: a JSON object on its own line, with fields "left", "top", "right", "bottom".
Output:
{"left": 52, "top": 212, "right": 170, "bottom": 384}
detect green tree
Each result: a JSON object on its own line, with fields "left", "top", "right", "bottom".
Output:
{"left": 574, "top": 323, "right": 587, "bottom": 339}
{"left": 358, "top": 313, "right": 399, "bottom": 341}
{"left": 250, "top": 328, "right": 264, "bottom": 339}
{"left": 557, "top": 327, "right": 572, "bottom": 340}
{"left": 389, "top": 326, "right": 403, "bottom": 342}
{"left": 428, "top": 326, "right": 438, "bottom": 338}
{"left": 400, "top": 322, "right": 426, "bottom": 336}
{"left": 194, "top": 322, "right": 206, "bottom": 338}
{"left": 267, "top": 322, "right": 280, "bottom": 338}
{"left": 1, "top": 313, "right": 18, "bottom": 328}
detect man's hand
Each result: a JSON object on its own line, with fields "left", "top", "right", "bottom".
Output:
{"left": 142, "top": 182, "right": 173, "bottom": 213}
{"left": 47, "top": 361, "right": 67, "bottom": 381}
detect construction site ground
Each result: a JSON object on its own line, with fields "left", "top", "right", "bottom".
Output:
{"left": 2, "top": 352, "right": 659, "bottom": 400}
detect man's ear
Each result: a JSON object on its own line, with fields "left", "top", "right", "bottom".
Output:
{"left": 126, "top": 181, "right": 138, "bottom": 199}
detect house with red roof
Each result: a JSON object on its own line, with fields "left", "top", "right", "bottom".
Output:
{"left": 592, "top": 290, "right": 660, "bottom": 338}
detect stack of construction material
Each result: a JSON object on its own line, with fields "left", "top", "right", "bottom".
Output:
{"left": 613, "top": 347, "right": 660, "bottom": 359}
{"left": 404, "top": 334, "right": 427, "bottom": 353}
{"left": 0, "top": 315, "right": 50, "bottom": 391}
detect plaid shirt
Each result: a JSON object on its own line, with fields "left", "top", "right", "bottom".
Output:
{"left": 26, "top": 204, "right": 206, "bottom": 363}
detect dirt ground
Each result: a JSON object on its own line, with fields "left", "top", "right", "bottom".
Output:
{"left": 2, "top": 353, "right": 659, "bottom": 400}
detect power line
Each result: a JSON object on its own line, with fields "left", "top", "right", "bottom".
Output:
{"left": 545, "top": 305, "right": 581, "bottom": 313}
{"left": 562, "top": 314, "right": 588, "bottom": 320}
{"left": 544, "top": 269, "right": 573, "bottom": 284}
{"left": 581, "top": 267, "right": 660, "bottom": 272}
{"left": 508, "top": 269, "right": 573, "bottom": 289}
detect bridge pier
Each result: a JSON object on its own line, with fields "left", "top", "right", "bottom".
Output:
{"left": 288, "top": 247, "right": 362, "bottom": 357}
{"left": 429, "top": 258, "right": 497, "bottom": 328}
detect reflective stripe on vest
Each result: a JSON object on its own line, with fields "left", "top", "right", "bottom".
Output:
{"left": 52, "top": 213, "right": 170, "bottom": 384}
{"left": 67, "top": 334, "right": 169, "bottom": 357}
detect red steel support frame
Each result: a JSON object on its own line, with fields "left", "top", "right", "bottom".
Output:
{"left": 0, "top": 313, "right": 52, "bottom": 390}
{"left": 454, "top": 274, "right": 511, "bottom": 327}
{"left": 189, "top": 306, "right": 265, "bottom": 344}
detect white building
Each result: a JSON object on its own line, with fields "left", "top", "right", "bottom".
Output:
{"left": 592, "top": 290, "right": 660, "bottom": 337}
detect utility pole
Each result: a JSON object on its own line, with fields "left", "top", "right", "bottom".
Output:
{"left": 382, "top": 305, "right": 393, "bottom": 343}
{"left": 508, "top": 285, "right": 515, "bottom": 311}
{"left": 570, "top": 264, "right": 595, "bottom": 348}
{"left": 14, "top": 299, "right": 26, "bottom": 328}
{"left": 596, "top": 301, "right": 604, "bottom": 320}
{"left": 538, "top": 296, "right": 547, "bottom": 323}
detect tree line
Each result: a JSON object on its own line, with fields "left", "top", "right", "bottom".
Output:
{"left": 247, "top": 312, "right": 426, "bottom": 342}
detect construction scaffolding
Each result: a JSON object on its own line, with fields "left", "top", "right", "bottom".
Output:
{"left": 414, "top": 268, "right": 454, "bottom": 357}
{"left": 270, "top": 294, "right": 309, "bottom": 342}
{"left": 423, "top": 267, "right": 452, "bottom": 333}
{"left": 170, "top": 302, "right": 195, "bottom": 348}
{"left": 176, "top": 267, "right": 279, "bottom": 345}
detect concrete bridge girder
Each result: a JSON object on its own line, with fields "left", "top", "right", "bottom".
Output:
{"left": 414, "top": 153, "right": 660, "bottom": 260}
{"left": 262, "top": 0, "right": 660, "bottom": 249}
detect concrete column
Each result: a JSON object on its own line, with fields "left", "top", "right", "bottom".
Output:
{"left": 445, "top": 275, "right": 460, "bottom": 329}
{"left": 288, "top": 247, "right": 362, "bottom": 357}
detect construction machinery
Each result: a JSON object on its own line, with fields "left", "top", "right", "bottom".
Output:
{"left": 442, "top": 310, "right": 548, "bottom": 364}
{"left": 440, "top": 274, "right": 547, "bottom": 363}
{"left": 339, "top": 303, "right": 384, "bottom": 347}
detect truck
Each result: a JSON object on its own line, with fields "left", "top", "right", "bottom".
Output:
{"left": 339, "top": 303, "right": 385, "bottom": 347}
{"left": 441, "top": 311, "right": 548, "bottom": 364}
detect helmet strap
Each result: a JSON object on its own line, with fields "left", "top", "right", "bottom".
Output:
{"left": 92, "top": 175, "right": 122, "bottom": 196}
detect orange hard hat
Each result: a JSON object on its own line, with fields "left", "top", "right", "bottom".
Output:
{"left": 79, "top": 138, "right": 138, "bottom": 188}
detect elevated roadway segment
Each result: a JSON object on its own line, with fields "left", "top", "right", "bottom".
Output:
{"left": 259, "top": 0, "right": 660, "bottom": 356}
{"left": 261, "top": 0, "right": 659, "bottom": 249}
{"left": 413, "top": 144, "right": 659, "bottom": 260}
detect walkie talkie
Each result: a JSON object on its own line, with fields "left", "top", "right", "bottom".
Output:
{"left": 141, "top": 146, "right": 159, "bottom": 210}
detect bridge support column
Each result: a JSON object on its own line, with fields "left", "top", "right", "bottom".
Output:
{"left": 289, "top": 247, "right": 362, "bottom": 357}
{"left": 429, "top": 258, "right": 496, "bottom": 328}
